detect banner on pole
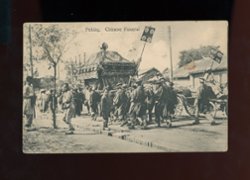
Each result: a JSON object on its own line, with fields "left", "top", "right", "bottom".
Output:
{"left": 209, "top": 48, "right": 223, "bottom": 64}
{"left": 141, "top": 26, "right": 155, "bottom": 43}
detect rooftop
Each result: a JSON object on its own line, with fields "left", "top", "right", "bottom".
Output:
{"left": 173, "top": 56, "right": 227, "bottom": 78}
{"left": 85, "top": 50, "right": 134, "bottom": 66}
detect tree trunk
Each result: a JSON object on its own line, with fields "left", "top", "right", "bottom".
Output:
{"left": 54, "top": 64, "right": 57, "bottom": 90}
{"left": 52, "top": 65, "right": 57, "bottom": 128}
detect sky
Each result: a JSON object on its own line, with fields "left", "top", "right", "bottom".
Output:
{"left": 23, "top": 21, "right": 228, "bottom": 80}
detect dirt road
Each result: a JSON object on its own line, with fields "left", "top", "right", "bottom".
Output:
{"left": 23, "top": 109, "right": 227, "bottom": 153}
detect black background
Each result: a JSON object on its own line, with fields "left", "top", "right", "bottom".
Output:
{"left": 1, "top": 0, "right": 250, "bottom": 179}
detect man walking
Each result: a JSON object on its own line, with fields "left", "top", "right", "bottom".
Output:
{"left": 100, "top": 88, "right": 112, "bottom": 130}
{"left": 61, "top": 83, "right": 76, "bottom": 134}
{"left": 166, "top": 82, "right": 178, "bottom": 122}
{"left": 23, "top": 76, "right": 36, "bottom": 128}
{"left": 154, "top": 79, "right": 166, "bottom": 127}
{"left": 193, "top": 77, "right": 216, "bottom": 125}
{"left": 75, "top": 87, "right": 85, "bottom": 116}
{"left": 145, "top": 84, "right": 155, "bottom": 123}
{"left": 130, "top": 80, "right": 147, "bottom": 129}
{"left": 89, "top": 87, "right": 99, "bottom": 120}
{"left": 113, "top": 83, "right": 128, "bottom": 121}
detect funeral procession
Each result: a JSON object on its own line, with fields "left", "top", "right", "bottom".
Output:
{"left": 23, "top": 22, "right": 228, "bottom": 153}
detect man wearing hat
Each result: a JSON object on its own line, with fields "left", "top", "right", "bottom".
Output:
{"left": 89, "top": 86, "right": 100, "bottom": 120}
{"left": 113, "top": 83, "right": 128, "bottom": 121}
{"left": 75, "top": 87, "right": 85, "bottom": 116}
{"left": 154, "top": 79, "right": 165, "bottom": 127}
{"left": 159, "top": 77, "right": 166, "bottom": 82}
{"left": 165, "top": 81, "right": 178, "bottom": 124}
{"left": 122, "top": 84, "right": 130, "bottom": 120}
{"left": 145, "top": 84, "right": 155, "bottom": 123}
{"left": 100, "top": 88, "right": 112, "bottom": 130}
{"left": 156, "top": 72, "right": 163, "bottom": 79}
{"left": 61, "top": 83, "right": 76, "bottom": 134}
{"left": 123, "top": 84, "right": 137, "bottom": 127}
{"left": 193, "top": 77, "right": 216, "bottom": 125}
{"left": 129, "top": 79, "right": 147, "bottom": 128}
{"left": 23, "top": 76, "right": 36, "bottom": 128}
{"left": 116, "top": 82, "right": 122, "bottom": 87}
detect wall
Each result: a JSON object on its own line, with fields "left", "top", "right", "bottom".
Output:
{"left": 173, "top": 78, "right": 192, "bottom": 88}
{"left": 174, "top": 69, "right": 228, "bottom": 91}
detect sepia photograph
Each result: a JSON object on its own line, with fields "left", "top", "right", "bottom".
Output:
{"left": 23, "top": 21, "right": 228, "bottom": 153}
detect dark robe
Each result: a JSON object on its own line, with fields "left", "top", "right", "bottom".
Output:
{"left": 130, "top": 85, "right": 146, "bottom": 117}
{"left": 113, "top": 88, "right": 128, "bottom": 119}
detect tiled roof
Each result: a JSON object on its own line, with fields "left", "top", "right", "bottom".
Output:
{"left": 173, "top": 56, "right": 227, "bottom": 78}
{"left": 85, "top": 51, "right": 133, "bottom": 65}
{"left": 139, "top": 67, "right": 159, "bottom": 76}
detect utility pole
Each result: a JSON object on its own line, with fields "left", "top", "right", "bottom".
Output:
{"left": 28, "top": 25, "right": 34, "bottom": 77}
{"left": 75, "top": 56, "right": 77, "bottom": 65}
{"left": 168, "top": 26, "right": 173, "bottom": 81}
{"left": 83, "top": 52, "right": 86, "bottom": 65}
{"left": 79, "top": 54, "right": 81, "bottom": 65}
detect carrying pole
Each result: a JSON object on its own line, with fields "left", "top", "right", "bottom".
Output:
{"left": 135, "top": 42, "right": 147, "bottom": 76}
{"left": 140, "top": 42, "right": 147, "bottom": 58}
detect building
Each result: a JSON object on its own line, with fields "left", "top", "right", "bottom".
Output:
{"left": 173, "top": 56, "right": 227, "bottom": 89}
{"left": 138, "top": 67, "right": 160, "bottom": 83}
{"left": 76, "top": 45, "right": 137, "bottom": 89}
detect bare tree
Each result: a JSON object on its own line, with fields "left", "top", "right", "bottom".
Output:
{"left": 29, "top": 24, "right": 77, "bottom": 128}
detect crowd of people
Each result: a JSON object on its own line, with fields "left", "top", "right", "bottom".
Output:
{"left": 23, "top": 74, "right": 227, "bottom": 134}
{"left": 58, "top": 77, "right": 179, "bottom": 134}
{"left": 23, "top": 75, "right": 179, "bottom": 134}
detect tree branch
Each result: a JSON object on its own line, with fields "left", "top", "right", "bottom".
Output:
{"left": 44, "top": 46, "right": 56, "bottom": 66}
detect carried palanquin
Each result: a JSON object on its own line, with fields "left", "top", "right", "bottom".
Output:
{"left": 77, "top": 43, "right": 137, "bottom": 89}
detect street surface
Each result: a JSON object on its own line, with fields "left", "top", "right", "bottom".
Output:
{"left": 23, "top": 107, "right": 227, "bottom": 153}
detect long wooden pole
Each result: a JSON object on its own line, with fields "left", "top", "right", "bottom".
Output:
{"left": 135, "top": 42, "right": 147, "bottom": 76}
{"left": 140, "top": 42, "right": 147, "bottom": 58}
{"left": 28, "top": 25, "right": 34, "bottom": 77}
{"left": 168, "top": 26, "right": 173, "bottom": 81}
{"left": 84, "top": 52, "right": 86, "bottom": 64}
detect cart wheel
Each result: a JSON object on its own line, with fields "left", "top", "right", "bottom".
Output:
{"left": 174, "top": 96, "right": 184, "bottom": 117}
{"left": 208, "top": 102, "right": 216, "bottom": 118}
{"left": 186, "top": 105, "right": 196, "bottom": 116}
{"left": 183, "top": 98, "right": 196, "bottom": 117}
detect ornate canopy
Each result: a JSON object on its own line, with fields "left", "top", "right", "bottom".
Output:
{"left": 77, "top": 44, "right": 137, "bottom": 88}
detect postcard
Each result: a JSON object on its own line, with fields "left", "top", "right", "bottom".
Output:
{"left": 23, "top": 21, "right": 228, "bottom": 153}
